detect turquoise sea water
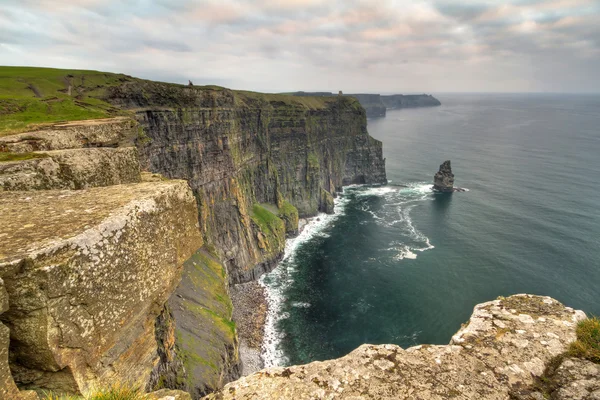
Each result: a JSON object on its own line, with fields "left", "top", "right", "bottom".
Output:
{"left": 262, "top": 93, "right": 600, "bottom": 367}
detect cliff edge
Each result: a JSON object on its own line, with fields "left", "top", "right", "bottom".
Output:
{"left": 206, "top": 294, "right": 589, "bottom": 399}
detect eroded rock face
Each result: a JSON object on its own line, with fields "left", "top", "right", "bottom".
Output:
{"left": 206, "top": 295, "right": 586, "bottom": 399}
{"left": 0, "top": 117, "right": 137, "bottom": 153}
{"left": 0, "top": 181, "right": 202, "bottom": 395}
{"left": 434, "top": 160, "right": 455, "bottom": 192}
{"left": 0, "top": 147, "right": 141, "bottom": 191}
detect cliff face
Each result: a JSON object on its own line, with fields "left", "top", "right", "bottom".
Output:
{"left": 206, "top": 295, "right": 588, "bottom": 399}
{"left": 103, "top": 82, "right": 386, "bottom": 396}
{"left": 346, "top": 94, "right": 386, "bottom": 118}
{"left": 106, "top": 83, "right": 386, "bottom": 284}
{"left": 0, "top": 118, "right": 204, "bottom": 397}
{"left": 0, "top": 72, "right": 386, "bottom": 399}
{"left": 381, "top": 94, "right": 441, "bottom": 109}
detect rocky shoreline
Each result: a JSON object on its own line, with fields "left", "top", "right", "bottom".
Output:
{"left": 230, "top": 281, "right": 268, "bottom": 376}
{"left": 230, "top": 217, "right": 311, "bottom": 376}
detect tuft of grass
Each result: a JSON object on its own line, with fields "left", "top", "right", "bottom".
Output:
{"left": 568, "top": 317, "right": 600, "bottom": 363}
{"left": 41, "top": 382, "right": 145, "bottom": 400}
{"left": 0, "top": 152, "right": 48, "bottom": 162}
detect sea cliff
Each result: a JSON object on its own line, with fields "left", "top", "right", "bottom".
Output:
{"left": 0, "top": 67, "right": 386, "bottom": 398}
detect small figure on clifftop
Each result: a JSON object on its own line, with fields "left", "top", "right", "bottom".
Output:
{"left": 188, "top": 80, "right": 194, "bottom": 86}
{"left": 433, "top": 160, "right": 455, "bottom": 192}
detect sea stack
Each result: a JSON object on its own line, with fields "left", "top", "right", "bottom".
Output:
{"left": 433, "top": 160, "right": 455, "bottom": 192}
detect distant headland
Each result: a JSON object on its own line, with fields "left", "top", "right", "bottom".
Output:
{"left": 289, "top": 91, "right": 441, "bottom": 118}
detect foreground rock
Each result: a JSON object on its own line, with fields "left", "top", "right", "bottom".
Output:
{"left": 0, "top": 180, "right": 202, "bottom": 395}
{"left": 433, "top": 160, "right": 455, "bottom": 192}
{"left": 206, "top": 295, "right": 586, "bottom": 399}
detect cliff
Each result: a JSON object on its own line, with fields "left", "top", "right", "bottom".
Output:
{"left": 345, "top": 94, "right": 386, "bottom": 118}
{"left": 0, "top": 67, "right": 387, "bottom": 398}
{"left": 206, "top": 294, "right": 593, "bottom": 399}
{"left": 381, "top": 94, "right": 441, "bottom": 109}
{"left": 287, "top": 91, "right": 441, "bottom": 118}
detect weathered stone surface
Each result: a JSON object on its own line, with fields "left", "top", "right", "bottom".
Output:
{"left": 0, "top": 147, "right": 141, "bottom": 191}
{"left": 0, "top": 180, "right": 202, "bottom": 395}
{"left": 206, "top": 295, "right": 586, "bottom": 399}
{"left": 514, "top": 357, "right": 600, "bottom": 400}
{"left": 547, "top": 358, "right": 600, "bottom": 399}
{"left": 0, "top": 117, "right": 137, "bottom": 152}
{"left": 434, "top": 160, "right": 455, "bottom": 192}
{"left": 147, "top": 389, "right": 193, "bottom": 400}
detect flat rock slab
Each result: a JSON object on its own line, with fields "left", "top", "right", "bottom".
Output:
{"left": 205, "top": 295, "right": 586, "bottom": 400}
{"left": 0, "top": 181, "right": 187, "bottom": 262}
{"left": 0, "top": 180, "right": 202, "bottom": 394}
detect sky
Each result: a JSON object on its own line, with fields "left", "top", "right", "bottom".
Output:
{"left": 1, "top": 0, "right": 599, "bottom": 93}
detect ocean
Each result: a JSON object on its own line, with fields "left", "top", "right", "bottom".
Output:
{"left": 261, "top": 93, "right": 600, "bottom": 367}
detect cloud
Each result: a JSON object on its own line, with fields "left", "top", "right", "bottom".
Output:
{"left": 0, "top": 0, "right": 598, "bottom": 93}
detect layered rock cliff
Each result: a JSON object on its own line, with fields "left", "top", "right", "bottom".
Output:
{"left": 0, "top": 70, "right": 387, "bottom": 398}
{"left": 102, "top": 83, "right": 386, "bottom": 396}
{"left": 0, "top": 117, "right": 204, "bottom": 397}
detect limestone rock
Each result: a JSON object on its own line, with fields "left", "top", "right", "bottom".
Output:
{"left": 0, "top": 117, "right": 137, "bottom": 153}
{"left": 0, "top": 180, "right": 202, "bottom": 395}
{"left": 205, "top": 295, "right": 586, "bottom": 399}
{"left": 0, "top": 147, "right": 141, "bottom": 191}
{"left": 550, "top": 358, "right": 600, "bottom": 399}
{"left": 433, "top": 160, "right": 455, "bottom": 192}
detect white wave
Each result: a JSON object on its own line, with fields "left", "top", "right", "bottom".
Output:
{"left": 260, "top": 192, "right": 350, "bottom": 368}
{"left": 356, "top": 185, "right": 397, "bottom": 197}
{"left": 291, "top": 302, "right": 311, "bottom": 308}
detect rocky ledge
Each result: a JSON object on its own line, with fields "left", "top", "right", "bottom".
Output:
{"left": 206, "top": 294, "right": 589, "bottom": 399}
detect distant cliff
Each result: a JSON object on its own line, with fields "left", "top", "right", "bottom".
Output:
{"left": 381, "top": 94, "right": 441, "bottom": 109}
{"left": 288, "top": 91, "right": 441, "bottom": 118}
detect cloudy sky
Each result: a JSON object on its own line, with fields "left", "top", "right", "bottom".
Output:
{"left": 1, "top": 0, "right": 599, "bottom": 93}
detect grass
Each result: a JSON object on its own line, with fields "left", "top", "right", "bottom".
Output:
{"left": 0, "top": 152, "right": 48, "bottom": 162}
{"left": 568, "top": 317, "right": 600, "bottom": 363}
{"left": 235, "top": 90, "right": 335, "bottom": 110}
{"left": 0, "top": 66, "right": 132, "bottom": 136}
{"left": 251, "top": 203, "right": 286, "bottom": 254}
{"left": 42, "top": 382, "right": 145, "bottom": 400}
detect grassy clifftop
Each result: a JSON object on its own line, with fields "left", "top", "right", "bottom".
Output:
{"left": 0, "top": 66, "right": 357, "bottom": 136}
{"left": 0, "top": 66, "right": 131, "bottom": 135}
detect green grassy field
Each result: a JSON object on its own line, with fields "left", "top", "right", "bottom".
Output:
{"left": 0, "top": 66, "right": 131, "bottom": 136}
{"left": 0, "top": 66, "right": 356, "bottom": 137}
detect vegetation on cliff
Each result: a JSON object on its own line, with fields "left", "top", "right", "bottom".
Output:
{"left": 569, "top": 317, "right": 600, "bottom": 363}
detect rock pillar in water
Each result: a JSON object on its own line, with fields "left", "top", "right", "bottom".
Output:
{"left": 433, "top": 160, "right": 454, "bottom": 192}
